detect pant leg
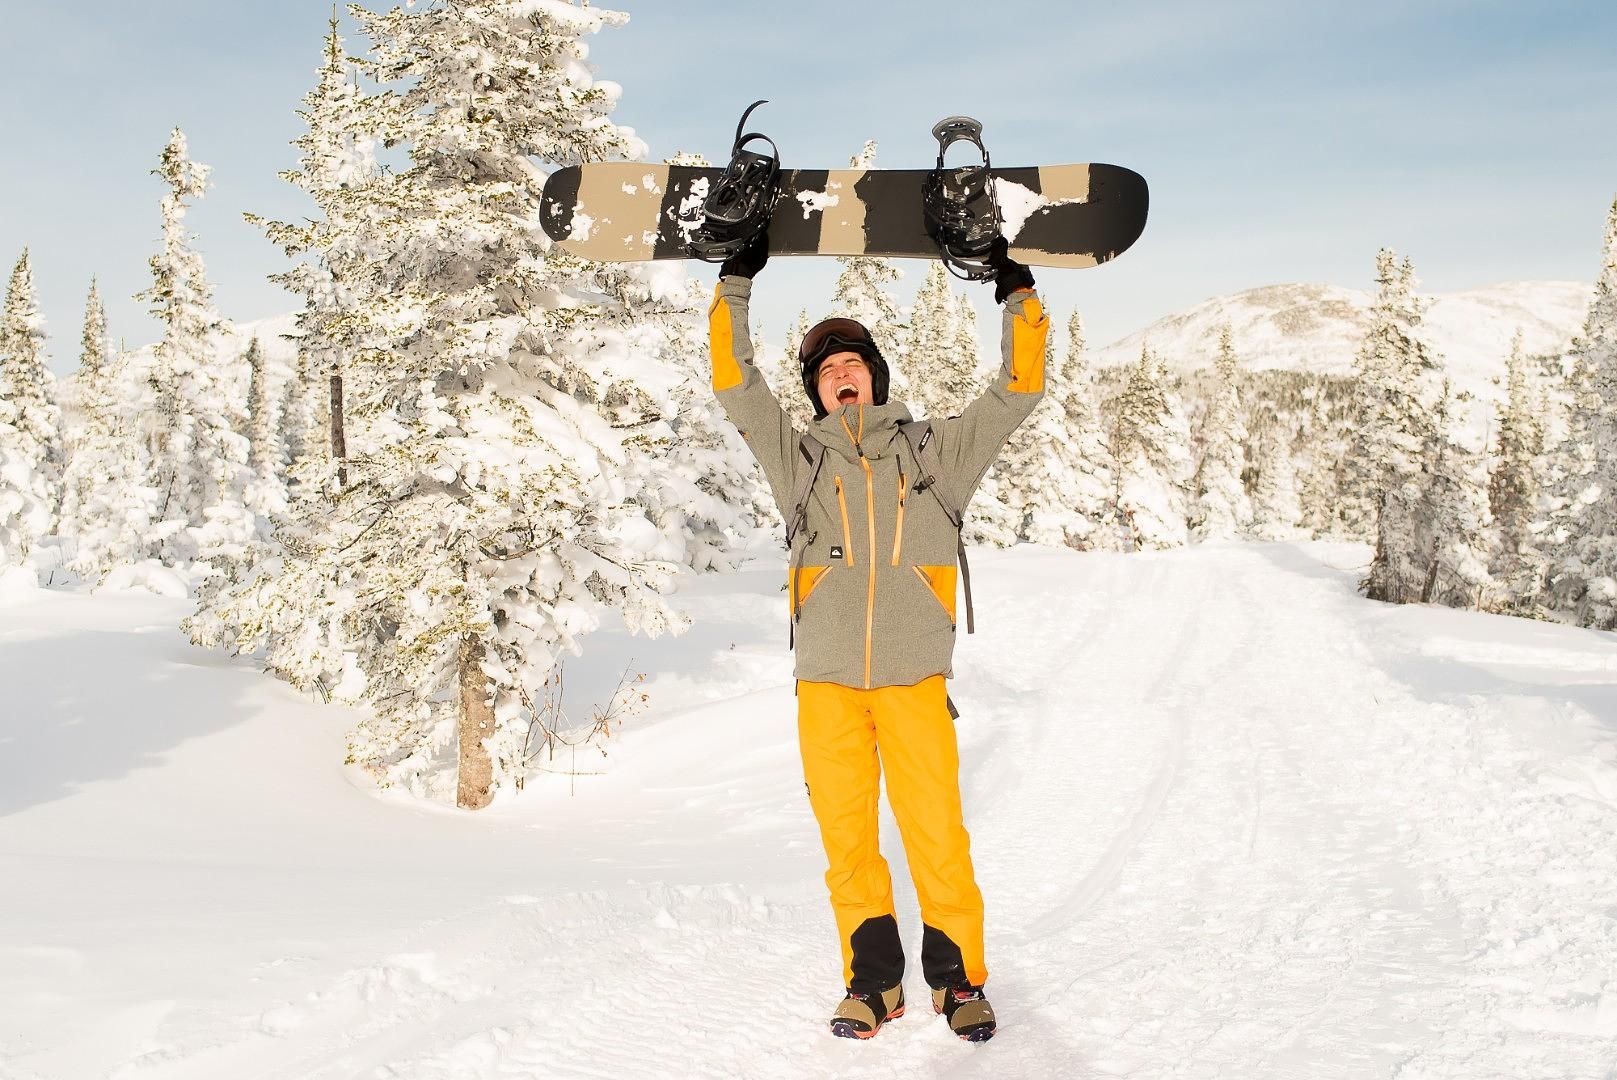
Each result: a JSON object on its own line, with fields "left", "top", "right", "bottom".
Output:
{"left": 796, "top": 679, "right": 903, "bottom": 992}
{"left": 870, "top": 674, "right": 987, "bottom": 989}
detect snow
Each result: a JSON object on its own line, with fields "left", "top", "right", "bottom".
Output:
{"left": 3, "top": 542, "right": 1617, "bottom": 1078}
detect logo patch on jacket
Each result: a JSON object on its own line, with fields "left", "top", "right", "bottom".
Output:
{"left": 829, "top": 545, "right": 843, "bottom": 560}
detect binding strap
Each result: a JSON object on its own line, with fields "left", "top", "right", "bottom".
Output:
{"left": 787, "top": 434, "right": 827, "bottom": 649}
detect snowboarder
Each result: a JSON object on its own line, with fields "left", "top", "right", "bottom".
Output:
{"left": 708, "top": 232, "right": 1048, "bottom": 1042}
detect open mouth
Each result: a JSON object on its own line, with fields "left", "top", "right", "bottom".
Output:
{"left": 836, "top": 384, "right": 859, "bottom": 405}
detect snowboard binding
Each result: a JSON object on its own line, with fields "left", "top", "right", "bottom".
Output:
{"left": 922, "top": 116, "right": 1004, "bottom": 282}
{"left": 685, "top": 100, "right": 782, "bottom": 262}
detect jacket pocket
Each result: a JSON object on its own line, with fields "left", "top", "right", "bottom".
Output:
{"left": 912, "top": 565, "right": 957, "bottom": 625}
{"left": 890, "top": 471, "right": 907, "bottom": 566}
{"left": 791, "top": 565, "right": 831, "bottom": 617}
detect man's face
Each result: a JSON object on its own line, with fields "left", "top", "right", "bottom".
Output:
{"left": 816, "top": 351, "right": 874, "bottom": 414}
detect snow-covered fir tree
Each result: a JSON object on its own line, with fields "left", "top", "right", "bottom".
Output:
{"left": 1248, "top": 411, "right": 1304, "bottom": 540}
{"left": 1111, "top": 344, "right": 1193, "bottom": 549}
{"left": 134, "top": 129, "right": 257, "bottom": 570}
{"left": 1295, "top": 390, "right": 1340, "bottom": 538}
{"left": 773, "top": 308, "right": 817, "bottom": 432}
{"left": 1542, "top": 196, "right": 1617, "bottom": 627}
{"left": 1188, "top": 325, "right": 1252, "bottom": 540}
{"left": 1366, "top": 378, "right": 1494, "bottom": 607}
{"left": 1488, "top": 331, "right": 1547, "bottom": 605}
{"left": 0, "top": 250, "right": 62, "bottom": 576}
{"left": 1339, "top": 249, "right": 1439, "bottom": 541}
{"left": 903, "top": 261, "right": 970, "bottom": 421}
{"left": 242, "top": 337, "right": 287, "bottom": 518}
{"left": 59, "top": 280, "right": 150, "bottom": 578}
{"left": 189, "top": 1, "right": 738, "bottom": 809}
{"left": 993, "top": 308, "right": 1118, "bottom": 548}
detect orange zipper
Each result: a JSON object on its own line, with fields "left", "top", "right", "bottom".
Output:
{"left": 835, "top": 476, "right": 854, "bottom": 565}
{"left": 891, "top": 471, "right": 907, "bottom": 566}
{"left": 860, "top": 453, "right": 876, "bottom": 688}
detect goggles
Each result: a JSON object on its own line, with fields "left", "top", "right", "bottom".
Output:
{"left": 798, "top": 318, "right": 877, "bottom": 366}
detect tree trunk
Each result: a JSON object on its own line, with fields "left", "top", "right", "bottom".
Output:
{"left": 457, "top": 635, "right": 495, "bottom": 810}
{"left": 329, "top": 369, "right": 347, "bottom": 489}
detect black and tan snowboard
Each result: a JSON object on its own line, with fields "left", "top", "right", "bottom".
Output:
{"left": 539, "top": 160, "right": 1148, "bottom": 270}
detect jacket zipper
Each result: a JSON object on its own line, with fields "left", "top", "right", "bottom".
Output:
{"left": 834, "top": 476, "right": 854, "bottom": 566}
{"left": 891, "top": 471, "right": 907, "bottom": 566}
{"left": 839, "top": 408, "right": 878, "bottom": 689}
{"left": 859, "top": 453, "right": 875, "bottom": 688}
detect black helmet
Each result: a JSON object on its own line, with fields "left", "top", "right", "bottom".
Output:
{"left": 798, "top": 317, "right": 889, "bottom": 419}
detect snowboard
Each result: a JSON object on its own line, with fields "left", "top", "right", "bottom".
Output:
{"left": 539, "top": 162, "right": 1148, "bottom": 269}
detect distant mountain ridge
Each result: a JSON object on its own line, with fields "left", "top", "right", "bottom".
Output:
{"left": 1093, "top": 281, "right": 1592, "bottom": 397}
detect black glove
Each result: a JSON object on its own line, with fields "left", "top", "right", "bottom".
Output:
{"left": 719, "top": 229, "right": 770, "bottom": 280}
{"left": 986, "top": 236, "right": 1035, "bottom": 304}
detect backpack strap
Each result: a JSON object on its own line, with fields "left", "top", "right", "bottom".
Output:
{"left": 786, "top": 433, "right": 827, "bottom": 649}
{"left": 899, "top": 421, "right": 975, "bottom": 635}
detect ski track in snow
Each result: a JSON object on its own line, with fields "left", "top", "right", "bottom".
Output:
{"left": 3, "top": 544, "right": 1617, "bottom": 1078}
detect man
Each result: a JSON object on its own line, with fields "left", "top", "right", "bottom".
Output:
{"left": 708, "top": 233, "right": 1048, "bottom": 1042}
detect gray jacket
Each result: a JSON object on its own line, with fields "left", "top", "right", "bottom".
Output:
{"left": 709, "top": 275, "right": 1049, "bottom": 689}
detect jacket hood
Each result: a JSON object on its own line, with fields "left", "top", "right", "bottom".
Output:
{"left": 809, "top": 400, "right": 915, "bottom": 462}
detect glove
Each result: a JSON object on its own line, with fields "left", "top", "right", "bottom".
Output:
{"left": 719, "top": 229, "right": 770, "bottom": 280}
{"left": 986, "top": 236, "right": 1035, "bottom": 304}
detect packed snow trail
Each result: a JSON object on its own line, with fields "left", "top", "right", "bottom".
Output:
{"left": 2, "top": 543, "right": 1616, "bottom": 1079}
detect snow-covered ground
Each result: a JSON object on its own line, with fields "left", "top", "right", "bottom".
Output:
{"left": 3, "top": 543, "right": 1616, "bottom": 1079}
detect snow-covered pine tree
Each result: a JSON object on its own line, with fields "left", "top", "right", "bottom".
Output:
{"left": 1488, "top": 330, "right": 1548, "bottom": 605}
{"left": 1542, "top": 196, "right": 1617, "bottom": 626}
{"left": 0, "top": 249, "right": 62, "bottom": 577}
{"left": 242, "top": 337, "right": 287, "bottom": 519}
{"left": 1248, "top": 410, "right": 1304, "bottom": 540}
{"left": 59, "top": 280, "right": 149, "bottom": 578}
{"left": 1295, "top": 389, "right": 1340, "bottom": 538}
{"left": 902, "top": 261, "right": 965, "bottom": 421}
{"left": 1050, "top": 312, "right": 1125, "bottom": 549}
{"left": 1367, "top": 378, "right": 1494, "bottom": 607}
{"left": 773, "top": 308, "right": 817, "bottom": 432}
{"left": 134, "top": 129, "right": 257, "bottom": 571}
{"left": 1188, "top": 325, "right": 1253, "bottom": 540}
{"left": 190, "top": 1, "right": 711, "bottom": 809}
{"left": 1111, "top": 344, "right": 1193, "bottom": 549}
{"left": 1339, "top": 249, "right": 1439, "bottom": 542}
{"left": 829, "top": 142, "right": 910, "bottom": 404}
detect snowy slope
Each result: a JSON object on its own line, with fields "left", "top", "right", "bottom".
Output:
{"left": 1092, "top": 281, "right": 1592, "bottom": 397}
{"left": 3, "top": 544, "right": 1617, "bottom": 1078}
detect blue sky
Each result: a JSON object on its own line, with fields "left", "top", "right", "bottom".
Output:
{"left": 4, "top": 1, "right": 1615, "bottom": 375}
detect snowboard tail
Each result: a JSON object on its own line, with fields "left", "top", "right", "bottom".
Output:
{"left": 540, "top": 163, "right": 1148, "bottom": 269}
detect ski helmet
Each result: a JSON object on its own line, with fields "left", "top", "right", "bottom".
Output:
{"left": 798, "top": 317, "right": 889, "bottom": 419}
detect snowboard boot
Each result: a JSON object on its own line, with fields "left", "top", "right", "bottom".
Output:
{"left": 932, "top": 984, "right": 996, "bottom": 1042}
{"left": 829, "top": 984, "right": 906, "bottom": 1040}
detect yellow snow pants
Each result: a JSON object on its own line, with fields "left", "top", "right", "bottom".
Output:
{"left": 796, "top": 674, "right": 987, "bottom": 993}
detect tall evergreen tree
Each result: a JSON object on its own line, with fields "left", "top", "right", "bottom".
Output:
{"left": 189, "top": 1, "right": 727, "bottom": 808}
{"left": 243, "top": 337, "right": 287, "bottom": 518}
{"left": 1111, "top": 344, "right": 1193, "bottom": 549}
{"left": 1542, "top": 196, "right": 1617, "bottom": 626}
{"left": 1189, "top": 325, "right": 1253, "bottom": 540}
{"left": 1248, "top": 411, "right": 1303, "bottom": 540}
{"left": 134, "top": 129, "right": 257, "bottom": 568}
{"left": 902, "top": 261, "right": 967, "bottom": 421}
{"left": 59, "top": 280, "right": 151, "bottom": 578}
{"left": 1339, "top": 249, "right": 1439, "bottom": 540}
{"left": 1488, "top": 331, "right": 1547, "bottom": 605}
{"left": 0, "top": 250, "right": 62, "bottom": 573}
{"left": 772, "top": 308, "right": 817, "bottom": 432}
